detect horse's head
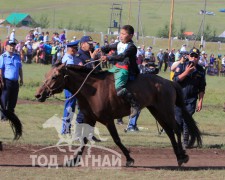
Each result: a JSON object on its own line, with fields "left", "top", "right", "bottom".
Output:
{"left": 35, "top": 63, "right": 66, "bottom": 102}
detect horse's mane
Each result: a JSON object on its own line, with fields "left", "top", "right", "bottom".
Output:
{"left": 65, "top": 64, "right": 111, "bottom": 79}
{"left": 53, "top": 61, "right": 63, "bottom": 67}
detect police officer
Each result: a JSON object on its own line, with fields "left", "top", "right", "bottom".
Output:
{"left": 173, "top": 47, "right": 206, "bottom": 148}
{"left": 0, "top": 40, "right": 23, "bottom": 121}
{"left": 64, "top": 36, "right": 101, "bottom": 142}
{"left": 61, "top": 40, "right": 81, "bottom": 134}
{"left": 75, "top": 36, "right": 100, "bottom": 125}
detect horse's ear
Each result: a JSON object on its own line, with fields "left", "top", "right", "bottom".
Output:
{"left": 53, "top": 61, "right": 63, "bottom": 68}
{"left": 57, "top": 63, "right": 66, "bottom": 74}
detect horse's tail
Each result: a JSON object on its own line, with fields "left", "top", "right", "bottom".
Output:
{"left": 173, "top": 82, "right": 202, "bottom": 148}
{"left": 1, "top": 109, "right": 22, "bottom": 140}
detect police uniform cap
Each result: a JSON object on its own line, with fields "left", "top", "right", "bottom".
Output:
{"left": 6, "top": 40, "right": 17, "bottom": 46}
{"left": 189, "top": 48, "right": 200, "bottom": 56}
{"left": 67, "top": 40, "right": 80, "bottom": 47}
{"left": 80, "top": 36, "right": 93, "bottom": 44}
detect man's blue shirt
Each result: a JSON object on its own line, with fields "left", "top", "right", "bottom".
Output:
{"left": 62, "top": 53, "right": 82, "bottom": 65}
{"left": 0, "top": 52, "right": 22, "bottom": 81}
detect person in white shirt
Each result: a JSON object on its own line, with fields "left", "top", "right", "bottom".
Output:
{"left": 175, "top": 49, "right": 180, "bottom": 61}
{"left": 10, "top": 29, "right": 16, "bottom": 42}
{"left": 180, "top": 44, "right": 187, "bottom": 52}
{"left": 198, "top": 51, "right": 208, "bottom": 68}
{"left": 140, "top": 45, "right": 145, "bottom": 57}
{"left": 145, "top": 46, "right": 152, "bottom": 59}
{"left": 44, "top": 31, "right": 49, "bottom": 43}
{"left": 136, "top": 46, "right": 142, "bottom": 57}
{"left": 114, "top": 36, "right": 120, "bottom": 43}
{"left": 222, "top": 55, "right": 225, "bottom": 67}
{"left": 33, "top": 28, "right": 39, "bottom": 36}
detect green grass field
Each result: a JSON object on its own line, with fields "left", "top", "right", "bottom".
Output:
{"left": 1, "top": 0, "right": 225, "bottom": 37}
{"left": 0, "top": 63, "right": 224, "bottom": 147}
{"left": 1, "top": 0, "right": 225, "bottom": 177}
{"left": 0, "top": 63, "right": 224, "bottom": 179}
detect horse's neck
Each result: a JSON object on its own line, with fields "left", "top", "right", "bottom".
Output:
{"left": 66, "top": 71, "right": 96, "bottom": 94}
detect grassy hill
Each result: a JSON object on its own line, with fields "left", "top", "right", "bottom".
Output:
{"left": 1, "top": 0, "right": 225, "bottom": 37}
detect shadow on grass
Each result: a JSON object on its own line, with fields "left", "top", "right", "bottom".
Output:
{"left": 127, "top": 165, "right": 225, "bottom": 171}
{"left": 206, "top": 144, "right": 225, "bottom": 149}
{"left": 0, "top": 164, "right": 225, "bottom": 171}
{"left": 202, "top": 132, "right": 220, "bottom": 137}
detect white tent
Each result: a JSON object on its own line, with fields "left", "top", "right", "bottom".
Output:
{"left": 218, "top": 31, "right": 225, "bottom": 37}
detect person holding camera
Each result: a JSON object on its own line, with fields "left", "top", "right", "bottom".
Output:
{"left": 170, "top": 51, "right": 189, "bottom": 80}
{"left": 173, "top": 48, "right": 206, "bottom": 149}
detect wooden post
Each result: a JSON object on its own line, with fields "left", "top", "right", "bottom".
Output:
{"left": 136, "top": 0, "right": 141, "bottom": 42}
{"left": 168, "top": 0, "right": 174, "bottom": 51}
{"left": 127, "top": 0, "right": 131, "bottom": 24}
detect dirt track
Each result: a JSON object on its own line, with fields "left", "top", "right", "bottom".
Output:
{"left": 0, "top": 144, "right": 225, "bottom": 170}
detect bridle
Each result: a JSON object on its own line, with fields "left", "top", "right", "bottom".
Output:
{"left": 42, "top": 60, "right": 102, "bottom": 101}
{"left": 42, "top": 70, "right": 68, "bottom": 97}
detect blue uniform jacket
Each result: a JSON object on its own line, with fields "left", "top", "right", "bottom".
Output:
{"left": 76, "top": 49, "right": 93, "bottom": 68}
{"left": 173, "top": 61, "right": 206, "bottom": 103}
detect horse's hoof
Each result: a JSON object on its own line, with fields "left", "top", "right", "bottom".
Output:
{"left": 177, "top": 155, "right": 189, "bottom": 167}
{"left": 126, "top": 158, "right": 134, "bottom": 167}
{"left": 65, "top": 158, "right": 80, "bottom": 167}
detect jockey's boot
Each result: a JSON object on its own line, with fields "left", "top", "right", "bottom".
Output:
{"left": 117, "top": 88, "right": 140, "bottom": 118}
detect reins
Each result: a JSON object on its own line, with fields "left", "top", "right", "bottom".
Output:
{"left": 53, "top": 59, "right": 103, "bottom": 101}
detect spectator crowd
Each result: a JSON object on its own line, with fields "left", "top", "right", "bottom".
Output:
{"left": 0, "top": 28, "right": 225, "bottom": 76}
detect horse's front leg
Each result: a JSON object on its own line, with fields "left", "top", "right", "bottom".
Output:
{"left": 66, "top": 137, "right": 88, "bottom": 167}
{"left": 106, "top": 120, "right": 134, "bottom": 167}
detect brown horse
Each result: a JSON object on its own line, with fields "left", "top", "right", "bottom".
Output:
{"left": 35, "top": 63, "right": 202, "bottom": 167}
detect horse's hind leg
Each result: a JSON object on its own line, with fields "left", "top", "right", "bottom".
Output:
{"left": 167, "top": 128, "right": 189, "bottom": 166}
{"left": 147, "top": 106, "right": 188, "bottom": 166}
{"left": 175, "top": 129, "right": 189, "bottom": 165}
{"left": 106, "top": 120, "right": 134, "bottom": 167}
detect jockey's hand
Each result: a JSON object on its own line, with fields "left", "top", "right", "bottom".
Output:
{"left": 101, "top": 56, "right": 108, "bottom": 62}
{"left": 90, "top": 48, "right": 100, "bottom": 59}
